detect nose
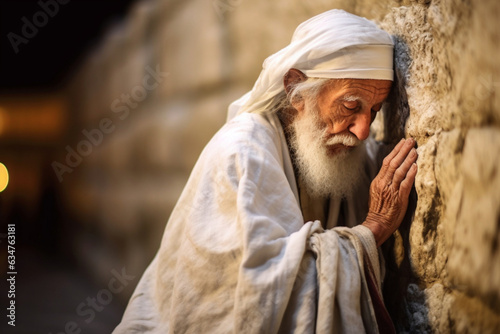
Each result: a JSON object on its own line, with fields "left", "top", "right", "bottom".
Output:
{"left": 348, "top": 111, "right": 371, "bottom": 141}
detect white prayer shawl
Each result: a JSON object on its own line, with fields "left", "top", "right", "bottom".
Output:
{"left": 113, "top": 112, "right": 391, "bottom": 333}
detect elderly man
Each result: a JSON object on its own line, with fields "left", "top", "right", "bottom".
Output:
{"left": 114, "top": 9, "right": 417, "bottom": 334}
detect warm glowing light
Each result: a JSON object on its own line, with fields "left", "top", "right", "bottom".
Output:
{"left": 0, "top": 163, "right": 9, "bottom": 192}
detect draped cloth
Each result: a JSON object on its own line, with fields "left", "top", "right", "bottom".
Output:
{"left": 113, "top": 112, "right": 394, "bottom": 333}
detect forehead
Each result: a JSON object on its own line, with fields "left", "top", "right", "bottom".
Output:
{"left": 320, "top": 79, "right": 392, "bottom": 102}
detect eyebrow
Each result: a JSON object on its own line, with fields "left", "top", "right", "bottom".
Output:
{"left": 341, "top": 94, "right": 364, "bottom": 102}
{"left": 341, "top": 94, "right": 387, "bottom": 107}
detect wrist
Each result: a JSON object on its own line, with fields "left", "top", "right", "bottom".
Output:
{"left": 362, "top": 213, "right": 391, "bottom": 247}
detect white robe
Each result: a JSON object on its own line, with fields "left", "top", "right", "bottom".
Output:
{"left": 113, "top": 112, "right": 392, "bottom": 333}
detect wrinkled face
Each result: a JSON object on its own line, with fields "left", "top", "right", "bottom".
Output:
{"left": 288, "top": 78, "right": 392, "bottom": 198}
{"left": 297, "top": 78, "right": 392, "bottom": 154}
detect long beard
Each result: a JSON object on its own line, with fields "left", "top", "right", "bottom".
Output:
{"left": 288, "top": 104, "right": 366, "bottom": 199}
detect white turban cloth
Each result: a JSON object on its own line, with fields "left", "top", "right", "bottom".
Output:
{"left": 228, "top": 9, "right": 394, "bottom": 120}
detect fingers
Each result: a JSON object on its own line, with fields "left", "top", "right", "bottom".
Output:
{"left": 380, "top": 138, "right": 406, "bottom": 175}
{"left": 382, "top": 138, "right": 416, "bottom": 184}
{"left": 392, "top": 147, "right": 418, "bottom": 188}
{"left": 400, "top": 163, "right": 418, "bottom": 198}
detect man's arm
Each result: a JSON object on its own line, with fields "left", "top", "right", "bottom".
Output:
{"left": 362, "top": 138, "right": 418, "bottom": 246}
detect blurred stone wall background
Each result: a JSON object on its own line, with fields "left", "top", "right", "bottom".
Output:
{"left": 62, "top": 0, "right": 500, "bottom": 332}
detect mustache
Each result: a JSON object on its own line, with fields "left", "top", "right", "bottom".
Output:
{"left": 323, "top": 132, "right": 362, "bottom": 147}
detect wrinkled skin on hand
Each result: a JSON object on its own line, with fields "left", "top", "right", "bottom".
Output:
{"left": 362, "top": 138, "right": 418, "bottom": 246}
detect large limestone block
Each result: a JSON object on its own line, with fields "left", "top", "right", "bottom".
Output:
{"left": 126, "top": 102, "right": 195, "bottom": 173}
{"left": 153, "top": 0, "right": 227, "bottom": 97}
{"left": 122, "top": 86, "right": 243, "bottom": 174}
{"left": 448, "top": 0, "right": 500, "bottom": 128}
{"left": 70, "top": 1, "right": 155, "bottom": 125}
{"left": 446, "top": 289, "right": 500, "bottom": 334}
{"left": 408, "top": 128, "right": 464, "bottom": 281}
{"left": 380, "top": 0, "right": 500, "bottom": 141}
{"left": 177, "top": 86, "right": 247, "bottom": 166}
{"left": 124, "top": 0, "right": 155, "bottom": 46}
{"left": 445, "top": 128, "right": 500, "bottom": 308}
{"left": 354, "top": 0, "right": 404, "bottom": 21}
{"left": 73, "top": 53, "right": 114, "bottom": 124}
{"left": 434, "top": 129, "right": 464, "bottom": 204}
{"left": 97, "top": 185, "right": 141, "bottom": 237}
{"left": 409, "top": 134, "right": 446, "bottom": 280}
{"left": 381, "top": 5, "right": 449, "bottom": 140}
{"left": 225, "top": 0, "right": 355, "bottom": 85}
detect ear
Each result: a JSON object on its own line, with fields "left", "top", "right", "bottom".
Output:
{"left": 283, "top": 68, "right": 307, "bottom": 114}
{"left": 283, "top": 68, "right": 307, "bottom": 94}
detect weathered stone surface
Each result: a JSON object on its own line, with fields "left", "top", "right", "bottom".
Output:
{"left": 378, "top": 0, "right": 500, "bottom": 331}
{"left": 226, "top": 0, "right": 357, "bottom": 85}
{"left": 448, "top": 289, "right": 500, "bottom": 334}
{"left": 445, "top": 128, "right": 500, "bottom": 309}
{"left": 408, "top": 134, "right": 445, "bottom": 282}
{"left": 153, "top": 0, "right": 228, "bottom": 97}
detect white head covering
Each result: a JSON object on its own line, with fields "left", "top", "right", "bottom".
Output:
{"left": 227, "top": 9, "right": 394, "bottom": 120}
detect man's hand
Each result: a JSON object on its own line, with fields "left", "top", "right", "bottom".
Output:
{"left": 362, "top": 138, "right": 418, "bottom": 246}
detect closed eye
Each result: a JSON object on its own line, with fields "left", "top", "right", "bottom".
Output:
{"left": 342, "top": 101, "right": 359, "bottom": 111}
{"left": 344, "top": 105, "right": 358, "bottom": 111}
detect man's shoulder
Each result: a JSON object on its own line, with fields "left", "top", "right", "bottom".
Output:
{"left": 192, "top": 112, "right": 286, "bottom": 179}
{"left": 211, "top": 112, "right": 282, "bottom": 154}
{"left": 191, "top": 112, "right": 288, "bottom": 187}
{"left": 223, "top": 112, "right": 278, "bottom": 137}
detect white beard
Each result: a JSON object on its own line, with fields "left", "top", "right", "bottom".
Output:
{"left": 288, "top": 103, "right": 366, "bottom": 199}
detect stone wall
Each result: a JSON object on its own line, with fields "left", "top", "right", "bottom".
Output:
{"left": 377, "top": 1, "right": 500, "bottom": 332}
{"left": 64, "top": 0, "right": 500, "bottom": 331}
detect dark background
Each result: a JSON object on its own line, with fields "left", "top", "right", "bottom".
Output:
{"left": 0, "top": 1, "right": 137, "bottom": 332}
{"left": 0, "top": 0, "right": 136, "bottom": 93}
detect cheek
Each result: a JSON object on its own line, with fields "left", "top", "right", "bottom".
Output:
{"left": 318, "top": 106, "right": 338, "bottom": 128}
{"left": 332, "top": 117, "right": 352, "bottom": 132}
{"left": 322, "top": 112, "right": 352, "bottom": 133}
